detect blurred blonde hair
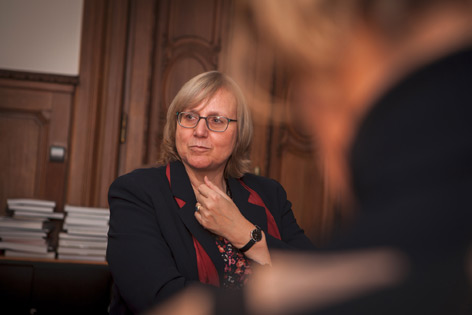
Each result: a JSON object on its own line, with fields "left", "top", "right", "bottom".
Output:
{"left": 242, "top": 0, "right": 472, "bottom": 74}
{"left": 231, "top": 0, "right": 472, "bottom": 204}
{"left": 158, "top": 71, "right": 253, "bottom": 178}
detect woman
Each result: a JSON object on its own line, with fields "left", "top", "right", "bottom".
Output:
{"left": 106, "top": 71, "right": 314, "bottom": 314}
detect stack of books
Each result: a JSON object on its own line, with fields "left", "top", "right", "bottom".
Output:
{"left": 0, "top": 198, "right": 64, "bottom": 259}
{"left": 57, "top": 204, "right": 109, "bottom": 261}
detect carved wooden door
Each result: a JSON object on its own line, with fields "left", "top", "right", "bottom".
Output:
{"left": 117, "top": 0, "right": 233, "bottom": 175}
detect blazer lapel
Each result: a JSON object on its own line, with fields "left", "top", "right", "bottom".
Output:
{"left": 168, "top": 161, "right": 225, "bottom": 275}
{"left": 228, "top": 177, "right": 268, "bottom": 232}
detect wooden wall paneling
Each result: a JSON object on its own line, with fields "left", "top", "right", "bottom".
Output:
{"left": 67, "top": 0, "right": 109, "bottom": 206}
{"left": 277, "top": 148, "right": 328, "bottom": 244}
{"left": 220, "top": 1, "right": 275, "bottom": 177}
{"left": 92, "top": 0, "right": 130, "bottom": 207}
{"left": 244, "top": 67, "right": 274, "bottom": 177}
{"left": 146, "top": 0, "right": 232, "bottom": 165}
{"left": 232, "top": 48, "right": 274, "bottom": 177}
{"left": 42, "top": 92, "right": 73, "bottom": 210}
{"left": 67, "top": 0, "right": 131, "bottom": 208}
{"left": 145, "top": 0, "right": 170, "bottom": 165}
{"left": 0, "top": 79, "right": 74, "bottom": 213}
{"left": 0, "top": 70, "right": 79, "bottom": 85}
{"left": 117, "top": 0, "right": 157, "bottom": 175}
{"left": 0, "top": 83, "right": 49, "bottom": 213}
{"left": 268, "top": 76, "right": 333, "bottom": 245}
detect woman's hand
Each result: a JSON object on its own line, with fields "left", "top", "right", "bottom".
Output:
{"left": 194, "top": 176, "right": 253, "bottom": 248}
{"left": 195, "top": 176, "right": 272, "bottom": 265}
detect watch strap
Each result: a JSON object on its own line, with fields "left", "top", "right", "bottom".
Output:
{"left": 239, "top": 239, "right": 255, "bottom": 253}
{"left": 239, "top": 225, "right": 262, "bottom": 253}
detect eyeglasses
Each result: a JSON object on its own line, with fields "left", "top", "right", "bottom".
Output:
{"left": 176, "top": 112, "right": 237, "bottom": 132}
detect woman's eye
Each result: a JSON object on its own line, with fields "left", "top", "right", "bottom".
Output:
{"left": 210, "top": 117, "right": 224, "bottom": 124}
{"left": 184, "top": 114, "right": 197, "bottom": 120}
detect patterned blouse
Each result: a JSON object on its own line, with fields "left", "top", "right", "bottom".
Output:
{"left": 214, "top": 235, "right": 252, "bottom": 288}
{"left": 215, "top": 180, "right": 252, "bottom": 288}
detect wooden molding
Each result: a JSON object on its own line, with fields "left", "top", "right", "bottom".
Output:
{"left": 67, "top": 0, "right": 109, "bottom": 207}
{"left": 0, "top": 69, "right": 79, "bottom": 85}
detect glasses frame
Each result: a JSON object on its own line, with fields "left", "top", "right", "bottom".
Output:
{"left": 176, "top": 111, "right": 238, "bottom": 132}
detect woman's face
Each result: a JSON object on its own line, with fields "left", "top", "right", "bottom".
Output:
{"left": 176, "top": 88, "right": 238, "bottom": 175}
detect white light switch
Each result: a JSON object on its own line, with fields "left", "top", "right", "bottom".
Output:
{"left": 50, "top": 146, "right": 66, "bottom": 162}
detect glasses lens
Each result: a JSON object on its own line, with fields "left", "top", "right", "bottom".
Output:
{"left": 207, "top": 116, "right": 229, "bottom": 132}
{"left": 179, "top": 112, "right": 198, "bottom": 128}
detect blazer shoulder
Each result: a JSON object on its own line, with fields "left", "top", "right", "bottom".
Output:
{"left": 240, "top": 173, "right": 283, "bottom": 195}
{"left": 110, "top": 165, "right": 166, "bottom": 192}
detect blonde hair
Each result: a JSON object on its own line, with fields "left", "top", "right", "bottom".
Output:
{"left": 242, "top": 0, "right": 472, "bottom": 74}
{"left": 158, "top": 71, "right": 253, "bottom": 178}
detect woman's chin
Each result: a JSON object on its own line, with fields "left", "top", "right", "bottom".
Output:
{"left": 183, "top": 156, "right": 227, "bottom": 173}
{"left": 185, "top": 159, "right": 215, "bottom": 171}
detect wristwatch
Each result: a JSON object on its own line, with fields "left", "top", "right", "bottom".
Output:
{"left": 239, "top": 225, "right": 262, "bottom": 253}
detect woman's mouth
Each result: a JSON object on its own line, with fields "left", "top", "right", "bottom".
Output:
{"left": 189, "top": 145, "right": 210, "bottom": 152}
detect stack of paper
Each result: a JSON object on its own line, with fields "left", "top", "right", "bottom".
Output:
{"left": 0, "top": 198, "right": 62, "bottom": 259}
{"left": 57, "top": 205, "right": 109, "bottom": 261}
{"left": 7, "top": 199, "right": 64, "bottom": 220}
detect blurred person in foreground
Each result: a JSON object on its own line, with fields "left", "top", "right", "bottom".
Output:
{"left": 106, "top": 71, "right": 314, "bottom": 314}
{"left": 149, "top": 0, "right": 472, "bottom": 314}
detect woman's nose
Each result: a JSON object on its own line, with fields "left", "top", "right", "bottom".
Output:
{"left": 193, "top": 118, "right": 209, "bottom": 136}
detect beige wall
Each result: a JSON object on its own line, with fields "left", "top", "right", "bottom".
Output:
{"left": 0, "top": 0, "right": 83, "bottom": 75}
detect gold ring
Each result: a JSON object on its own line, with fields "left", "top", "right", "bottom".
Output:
{"left": 195, "top": 204, "right": 201, "bottom": 212}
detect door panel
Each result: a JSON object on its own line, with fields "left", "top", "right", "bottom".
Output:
{"left": 0, "top": 79, "right": 73, "bottom": 213}
{"left": 119, "top": 0, "right": 232, "bottom": 171}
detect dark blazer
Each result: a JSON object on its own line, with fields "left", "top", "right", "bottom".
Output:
{"left": 106, "top": 160, "right": 314, "bottom": 314}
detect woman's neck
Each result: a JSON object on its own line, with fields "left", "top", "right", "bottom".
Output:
{"left": 184, "top": 165, "right": 227, "bottom": 193}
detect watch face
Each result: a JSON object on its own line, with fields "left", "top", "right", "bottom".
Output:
{"left": 251, "top": 226, "right": 262, "bottom": 242}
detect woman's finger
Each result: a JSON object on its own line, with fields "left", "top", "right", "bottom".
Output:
{"left": 204, "top": 176, "right": 231, "bottom": 201}
{"left": 194, "top": 208, "right": 203, "bottom": 223}
{"left": 197, "top": 183, "right": 224, "bottom": 204}
{"left": 196, "top": 185, "right": 210, "bottom": 198}
{"left": 203, "top": 176, "right": 224, "bottom": 193}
